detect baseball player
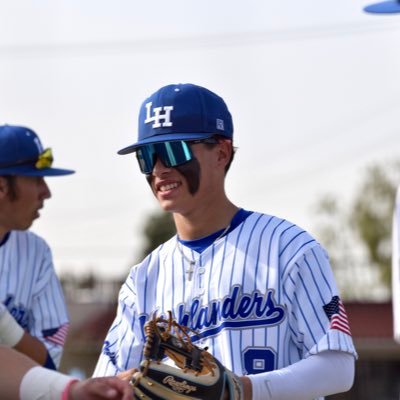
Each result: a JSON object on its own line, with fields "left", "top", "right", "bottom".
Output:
{"left": 364, "top": 0, "right": 400, "bottom": 13}
{"left": 0, "top": 345, "right": 133, "bottom": 400}
{"left": 94, "top": 83, "right": 357, "bottom": 399}
{"left": 0, "top": 124, "right": 73, "bottom": 370}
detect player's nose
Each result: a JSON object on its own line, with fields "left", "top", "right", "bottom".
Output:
{"left": 39, "top": 177, "right": 51, "bottom": 200}
{"left": 152, "top": 157, "right": 171, "bottom": 175}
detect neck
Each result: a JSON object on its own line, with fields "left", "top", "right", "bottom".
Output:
{"left": 174, "top": 201, "right": 239, "bottom": 240}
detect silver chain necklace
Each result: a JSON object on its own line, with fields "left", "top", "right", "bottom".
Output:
{"left": 176, "top": 223, "right": 231, "bottom": 281}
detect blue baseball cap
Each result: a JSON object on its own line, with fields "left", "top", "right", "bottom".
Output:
{"left": 118, "top": 83, "right": 233, "bottom": 155}
{"left": 0, "top": 125, "right": 75, "bottom": 176}
{"left": 364, "top": 0, "right": 400, "bottom": 13}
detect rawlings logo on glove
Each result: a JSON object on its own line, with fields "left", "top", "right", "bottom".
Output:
{"left": 162, "top": 376, "right": 197, "bottom": 393}
{"left": 130, "top": 312, "right": 243, "bottom": 400}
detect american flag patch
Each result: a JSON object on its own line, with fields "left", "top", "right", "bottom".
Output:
{"left": 42, "top": 323, "right": 69, "bottom": 346}
{"left": 323, "top": 296, "right": 352, "bottom": 336}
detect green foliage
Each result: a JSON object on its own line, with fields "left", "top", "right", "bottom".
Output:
{"left": 139, "top": 210, "right": 176, "bottom": 261}
{"left": 351, "top": 162, "right": 400, "bottom": 288}
{"left": 314, "top": 159, "right": 400, "bottom": 299}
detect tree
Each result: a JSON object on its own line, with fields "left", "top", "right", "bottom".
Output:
{"left": 351, "top": 163, "right": 399, "bottom": 289}
{"left": 138, "top": 210, "right": 176, "bottom": 261}
{"left": 313, "top": 160, "right": 400, "bottom": 300}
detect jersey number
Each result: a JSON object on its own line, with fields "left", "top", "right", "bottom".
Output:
{"left": 243, "top": 348, "right": 276, "bottom": 374}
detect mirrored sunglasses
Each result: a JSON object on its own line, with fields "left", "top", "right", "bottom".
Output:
{"left": 135, "top": 138, "right": 218, "bottom": 174}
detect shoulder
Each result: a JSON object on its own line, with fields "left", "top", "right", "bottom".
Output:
{"left": 134, "top": 236, "right": 177, "bottom": 267}
{"left": 246, "top": 212, "right": 316, "bottom": 242}
{"left": 248, "top": 211, "right": 324, "bottom": 260}
{"left": 126, "top": 236, "right": 177, "bottom": 278}
{"left": 9, "top": 230, "right": 50, "bottom": 250}
{"left": 4, "top": 232, "right": 56, "bottom": 282}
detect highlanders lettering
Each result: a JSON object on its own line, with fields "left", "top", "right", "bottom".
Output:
{"left": 4, "top": 295, "right": 30, "bottom": 329}
{"left": 138, "top": 286, "right": 286, "bottom": 343}
{"left": 178, "top": 286, "right": 285, "bottom": 334}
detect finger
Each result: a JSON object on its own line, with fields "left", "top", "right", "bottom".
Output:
{"left": 117, "top": 368, "right": 137, "bottom": 381}
{"left": 82, "top": 379, "right": 119, "bottom": 399}
{"left": 99, "top": 377, "right": 133, "bottom": 399}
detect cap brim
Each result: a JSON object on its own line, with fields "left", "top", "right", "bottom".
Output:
{"left": 117, "top": 132, "right": 214, "bottom": 155}
{"left": 0, "top": 165, "right": 75, "bottom": 176}
{"left": 364, "top": 0, "right": 400, "bottom": 13}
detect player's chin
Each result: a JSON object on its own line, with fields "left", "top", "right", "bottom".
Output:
{"left": 19, "top": 219, "right": 35, "bottom": 231}
{"left": 26, "top": 212, "right": 39, "bottom": 227}
{"left": 33, "top": 210, "right": 41, "bottom": 221}
{"left": 158, "top": 199, "right": 178, "bottom": 213}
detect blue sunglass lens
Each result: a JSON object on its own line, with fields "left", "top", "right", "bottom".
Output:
{"left": 136, "top": 141, "right": 193, "bottom": 174}
{"left": 136, "top": 145, "right": 156, "bottom": 174}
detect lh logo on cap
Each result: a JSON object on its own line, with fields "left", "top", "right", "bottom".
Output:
{"left": 144, "top": 102, "right": 174, "bottom": 128}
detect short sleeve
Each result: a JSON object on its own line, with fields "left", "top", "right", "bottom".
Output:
{"left": 283, "top": 245, "right": 357, "bottom": 359}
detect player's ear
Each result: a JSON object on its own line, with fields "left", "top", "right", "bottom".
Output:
{"left": 216, "top": 139, "right": 233, "bottom": 168}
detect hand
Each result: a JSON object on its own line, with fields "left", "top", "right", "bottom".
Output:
{"left": 240, "top": 376, "right": 252, "bottom": 400}
{"left": 222, "top": 376, "right": 252, "bottom": 400}
{"left": 68, "top": 377, "right": 133, "bottom": 400}
{"left": 117, "top": 367, "right": 138, "bottom": 382}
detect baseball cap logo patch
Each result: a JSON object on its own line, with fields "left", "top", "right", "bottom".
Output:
{"left": 216, "top": 119, "right": 224, "bottom": 131}
{"left": 144, "top": 102, "right": 174, "bottom": 129}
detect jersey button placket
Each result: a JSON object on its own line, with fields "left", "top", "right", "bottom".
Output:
{"left": 196, "top": 266, "right": 206, "bottom": 298}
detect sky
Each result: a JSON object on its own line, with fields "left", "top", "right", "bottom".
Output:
{"left": 1, "top": 0, "right": 399, "bottom": 279}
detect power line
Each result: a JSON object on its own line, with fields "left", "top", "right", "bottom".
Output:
{"left": 1, "top": 20, "right": 400, "bottom": 58}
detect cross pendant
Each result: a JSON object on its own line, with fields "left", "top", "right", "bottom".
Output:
{"left": 186, "top": 261, "right": 195, "bottom": 281}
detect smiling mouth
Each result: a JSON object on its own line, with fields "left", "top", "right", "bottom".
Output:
{"left": 158, "top": 182, "right": 179, "bottom": 192}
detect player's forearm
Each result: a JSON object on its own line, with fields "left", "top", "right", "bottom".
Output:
{"left": 14, "top": 331, "right": 49, "bottom": 366}
{"left": 0, "top": 302, "right": 55, "bottom": 367}
{"left": 0, "top": 346, "right": 132, "bottom": 400}
{"left": 20, "top": 366, "right": 134, "bottom": 400}
{"left": 0, "top": 345, "right": 37, "bottom": 399}
{"left": 0, "top": 346, "right": 72, "bottom": 399}
{"left": 248, "top": 350, "right": 355, "bottom": 400}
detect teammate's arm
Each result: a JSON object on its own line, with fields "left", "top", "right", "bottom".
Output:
{"left": 0, "top": 345, "right": 133, "bottom": 400}
{"left": 0, "top": 302, "right": 49, "bottom": 365}
{"left": 14, "top": 330, "right": 50, "bottom": 366}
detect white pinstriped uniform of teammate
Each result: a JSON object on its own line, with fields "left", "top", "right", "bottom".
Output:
{"left": 0, "top": 231, "right": 69, "bottom": 367}
{"left": 0, "top": 125, "right": 73, "bottom": 370}
{"left": 94, "top": 84, "right": 357, "bottom": 399}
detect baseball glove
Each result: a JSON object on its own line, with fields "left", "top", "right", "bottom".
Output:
{"left": 130, "top": 311, "right": 243, "bottom": 399}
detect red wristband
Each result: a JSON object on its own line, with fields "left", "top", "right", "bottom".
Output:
{"left": 61, "top": 379, "right": 79, "bottom": 400}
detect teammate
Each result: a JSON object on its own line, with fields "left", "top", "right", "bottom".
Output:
{"left": 0, "top": 124, "right": 73, "bottom": 370}
{"left": 364, "top": 0, "right": 400, "bottom": 13}
{"left": 94, "top": 83, "right": 357, "bottom": 399}
{"left": 392, "top": 186, "right": 400, "bottom": 343}
{"left": 0, "top": 345, "right": 133, "bottom": 400}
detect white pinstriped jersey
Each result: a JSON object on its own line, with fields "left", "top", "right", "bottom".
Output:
{"left": 94, "top": 212, "right": 357, "bottom": 379}
{"left": 0, "top": 230, "right": 69, "bottom": 368}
